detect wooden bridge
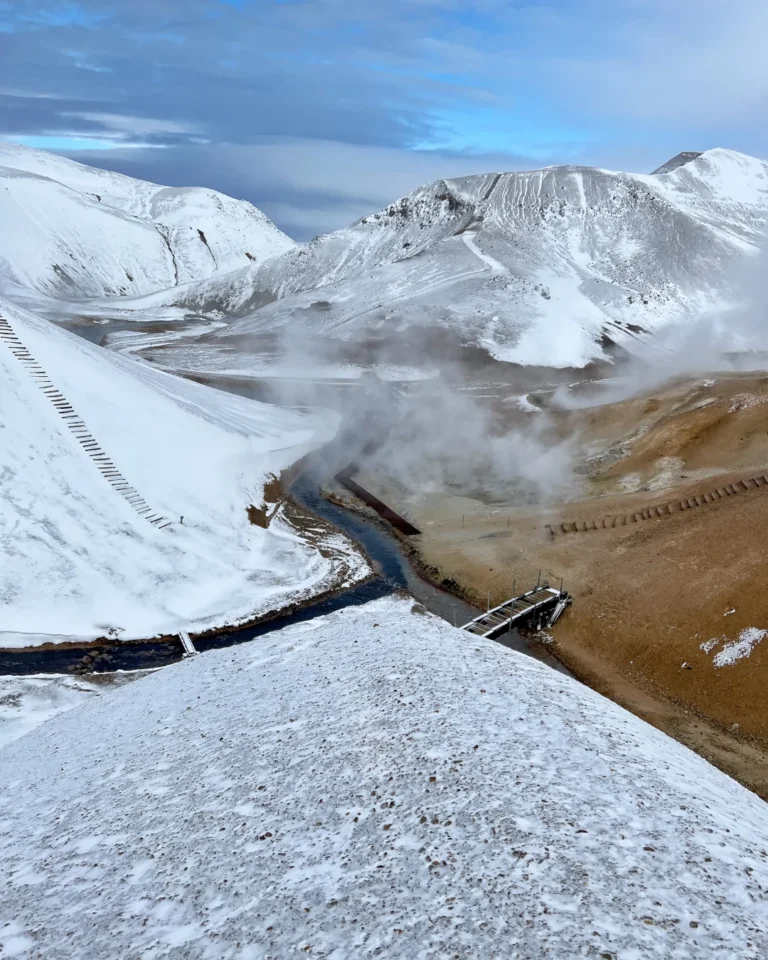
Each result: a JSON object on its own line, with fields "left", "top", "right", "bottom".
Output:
{"left": 461, "top": 584, "right": 571, "bottom": 640}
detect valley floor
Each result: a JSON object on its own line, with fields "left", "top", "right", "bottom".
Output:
{"left": 334, "top": 371, "right": 768, "bottom": 798}
{"left": 55, "top": 317, "right": 768, "bottom": 797}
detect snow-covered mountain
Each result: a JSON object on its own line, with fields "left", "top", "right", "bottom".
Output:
{"left": 0, "top": 297, "right": 365, "bottom": 642}
{"left": 2, "top": 596, "right": 767, "bottom": 957}
{"left": 120, "top": 148, "right": 768, "bottom": 368}
{"left": 0, "top": 143, "right": 294, "bottom": 299}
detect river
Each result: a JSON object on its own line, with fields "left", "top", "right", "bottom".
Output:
{"left": 0, "top": 320, "right": 568, "bottom": 676}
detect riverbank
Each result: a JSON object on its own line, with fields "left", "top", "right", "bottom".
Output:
{"left": 387, "top": 496, "right": 768, "bottom": 799}
{"left": 334, "top": 383, "right": 768, "bottom": 800}
{"left": 0, "top": 494, "right": 373, "bottom": 670}
{"left": 321, "top": 479, "right": 573, "bottom": 674}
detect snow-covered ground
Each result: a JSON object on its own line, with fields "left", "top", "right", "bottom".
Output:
{"left": 0, "top": 674, "right": 100, "bottom": 749}
{"left": 0, "top": 298, "right": 368, "bottom": 643}
{"left": 701, "top": 627, "right": 768, "bottom": 667}
{"left": 3, "top": 146, "right": 767, "bottom": 373}
{"left": 104, "top": 328, "right": 440, "bottom": 385}
{"left": 0, "top": 143, "right": 294, "bottom": 299}
{"left": 1, "top": 596, "right": 766, "bottom": 958}
{"left": 97, "top": 148, "right": 768, "bottom": 369}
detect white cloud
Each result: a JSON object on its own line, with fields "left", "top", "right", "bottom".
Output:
{"left": 65, "top": 112, "right": 204, "bottom": 139}
{"left": 219, "top": 137, "right": 529, "bottom": 208}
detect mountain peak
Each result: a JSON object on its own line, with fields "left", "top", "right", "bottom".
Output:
{"left": 652, "top": 151, "right": 704, "bottom": 175}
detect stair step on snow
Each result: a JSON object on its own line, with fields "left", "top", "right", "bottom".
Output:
{"left": 178, "top": 631, "right": 197, "bottom": 657}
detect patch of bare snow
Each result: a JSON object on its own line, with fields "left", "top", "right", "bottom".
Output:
{"left": 371, "top": 364, "right": 439, "bottom": 382}
{"left": 513, "top": 394, "right": 542, "bottom": 413}
{"left": 712, "top": 628, "right": 767, "bottom": 667}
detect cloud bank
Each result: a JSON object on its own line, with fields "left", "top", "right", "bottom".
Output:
{"left": 2, "top": 0, "right": 767, "bottom": 236}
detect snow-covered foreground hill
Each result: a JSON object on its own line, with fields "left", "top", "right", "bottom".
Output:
{"left": 0, "top": 143, "right": 294, "bottom": 299}
{"left": 0, "top": 674, "right": 100, "bottom": 749}
{"left": 0, "top": 298, "right": 366, "bottom": 642}
{"left": 118, "top": 148, "right": 768, "bottom": 368}
{"left": 1, "top": 596, "right": 766, "bottom": 958}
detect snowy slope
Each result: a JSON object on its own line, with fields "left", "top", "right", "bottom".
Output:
{"left": 118, "top": 148, "right": 768, "bottom": 368}
{"left": 0, "top": 298, "right": 366, "bottom": 642}
{"left": 1, "top": 596, "right": 766, "bottom": 958}
{"left": 0, "top": 143, "right": 294, "bottom": 298}
{"left": 0, "top": 675, "right": 101, "bottom": 749}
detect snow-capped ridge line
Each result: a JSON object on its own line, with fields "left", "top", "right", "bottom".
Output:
{"left": 0, "top": 142, "right": 295, "bottom": 299}
{"left": 0, "top": 309, "right": 170, "bottom": 528}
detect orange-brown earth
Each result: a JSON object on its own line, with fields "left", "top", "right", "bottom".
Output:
{"left": 349, "top": 372, "right": 768, "bottom": 797}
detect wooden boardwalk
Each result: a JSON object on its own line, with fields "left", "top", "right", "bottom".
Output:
{"left": 335, "top": 467, "right": 421, "bottom": 535}
{"left": 461, "top": 585, "right": 570, "bottom": 639}
{"left": 549, "top": 473, "right": 768, "bottom": 537}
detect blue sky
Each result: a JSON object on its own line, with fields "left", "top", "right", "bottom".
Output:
{"left": 2, "top": 0, "right": 767, "bottom": 237}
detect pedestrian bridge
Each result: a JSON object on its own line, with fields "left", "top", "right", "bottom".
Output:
{"left": 461, "top": 584, "right": 571, "bottom": 640}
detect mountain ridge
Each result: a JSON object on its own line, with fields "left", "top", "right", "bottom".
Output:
{"left": 3, "top": 145, "right": 767, "bottom": 368}
{"left": 121, "top": 146, "right": 767, "bottom": 367}
{"left": 0, "top": 143, "right": 294, "bottom": 299}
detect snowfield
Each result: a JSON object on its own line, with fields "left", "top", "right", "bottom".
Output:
{"left": 0, "top": 298, "right": 368, "bottom": 643}
{"left": 106, "top": 148, "right": 768, "bottom": 369}
{"left": 0, "top": 674, "right": 100, "bottom": 749}
{"left": 0, "top": 596, "right": 766, "bottom": 958}
{"left": 0, "top": 143, "right": 294, "bottom": 299}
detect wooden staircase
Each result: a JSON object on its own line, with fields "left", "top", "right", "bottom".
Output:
{"left": 0, "top": 310, "right": 171, "bottom": 529}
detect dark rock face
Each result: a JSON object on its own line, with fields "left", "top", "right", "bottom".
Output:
{"left": 652, "top": 152, "right": 704, "bottom": 175}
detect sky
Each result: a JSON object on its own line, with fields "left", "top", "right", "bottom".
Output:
{"left": 2, "top": 0, "right": 768, "bottom": 239}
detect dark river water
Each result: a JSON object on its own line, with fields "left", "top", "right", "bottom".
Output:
{"left": 0, "top": 466, "right": 481, "bottom": 676}
{"left": 0, "top": 321, "right": 568, "bottom": 676}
